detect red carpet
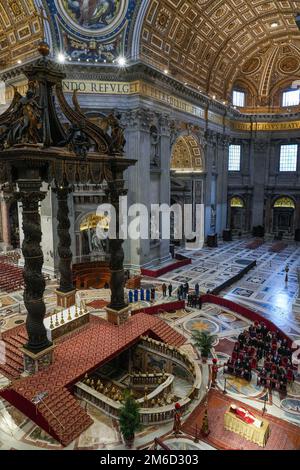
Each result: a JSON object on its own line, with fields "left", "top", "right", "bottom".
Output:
{"left": 182, "top": 389, "right": 300, "bottom": 450}
{"left": 86, "top": 299, "right": 109, "bottom": 309}
{"left": 215, "top": 338, "right": 235, "bottom": 357}
{"left": 269, "top": 241, "right": 287, "bottom": 253}
{"left": 245, "top": 238, "right": 264, "bottom": 250}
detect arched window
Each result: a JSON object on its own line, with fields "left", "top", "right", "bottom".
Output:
{"left": 282, "top": 88, "right": 300, "bottom": 107}
{"left": 273, "top": 197, "right": 295, "bottom": 209}
{"left": 230, "top": 197, "right": 245, "bottom": 208}
{"left": 232, "top": 89, "right": 246, "bottom": 107}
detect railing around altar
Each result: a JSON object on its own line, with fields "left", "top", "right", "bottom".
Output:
{"left": 74, "top": 381, "right": 192, "bottom": 425}
{"left": 74, "top": 336, "right": 201, "bottom": 425}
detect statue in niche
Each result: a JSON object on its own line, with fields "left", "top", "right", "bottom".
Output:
{"left": 91, "top": 230, "right": 106, "bottom": 253}
{"left": 150, "top": 125, "right": 160, "bottom": 167}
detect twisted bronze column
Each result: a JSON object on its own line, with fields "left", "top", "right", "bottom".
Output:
{"left": 16, "top": 180, "right": 51, "bottom": 352}
{"left": 54, "top": 181, "right": 74, "bottom": 293}
{"left": 106, "top": 179, "right": 127, "bottom": 311}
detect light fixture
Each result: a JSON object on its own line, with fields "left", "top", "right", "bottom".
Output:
{"left": 57, "top": 52, "right": 66, "bottom": 64}
{"left": 212, "top": 95, "right": 216, "bottom": 99}
{"left": 164, "top": 69, "right": 169, "bottom": 74}
{"left": 117, "top": 56, "right": 127, "bottom": 67}
{"left": 271, "top": 22, "right": 278, "bottom": 28}
{"left": 17, "top": 59, "right": 22, "bottom": 64}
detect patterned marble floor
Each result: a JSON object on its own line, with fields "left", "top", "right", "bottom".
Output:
{"left": 0, "top": 239, "right": 300, "bottom": 450}
{"left": 154, "top": 239, "right": 300, "bottom": 338}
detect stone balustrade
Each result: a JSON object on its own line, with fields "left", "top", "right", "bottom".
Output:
{"left": 130, "top": 371, "right": 167, "bottom": 387}
{"left": 44, "top": 304, "right": 89, "bottom": 341}
{"left": 140, "top": 335, "right": 195, "bottom": 372}
{"left": 74, "top": 381, "right": 192, "bottom": 425}
{"left": 136, "top": 374, "right": 174, "bottom": 404}
{"left": 139, "top": 336, "right": 201, "bottom": 399}
{"left": 74, "top": 334, "right": 202, "bottom": 425}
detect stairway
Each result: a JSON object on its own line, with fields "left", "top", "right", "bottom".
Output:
{"left": 152, "top": 321, "right": 186, "bottom": 348}
{"left": 0, "top": 331, "right": 26, "bottom": 380}
{"left": 35, "top": 388, "right": 93, "bottom": 446}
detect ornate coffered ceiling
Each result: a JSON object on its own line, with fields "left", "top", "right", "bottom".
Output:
{"left": 2, "top": 1, "right": 300, "bottom": 108}
{"left": 0, "top": 0, "right": 43, "bottom": 68}
{"left": 140, "top": 0, "right": 300, "bottom": 101}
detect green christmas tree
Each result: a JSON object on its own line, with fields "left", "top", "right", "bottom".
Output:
{"left": 119, "top": 390, "right": 142, "bottom": 444}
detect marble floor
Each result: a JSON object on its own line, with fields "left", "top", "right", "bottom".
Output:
{"left": 0, "top": 239, "right": 300, "bottom": 450}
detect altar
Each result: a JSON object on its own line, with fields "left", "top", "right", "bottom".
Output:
{"left": 44, "top": 305, "right": 90, "bottom": 341}
{"left": 224, "top": 406, "right": 270, "bottom": 447}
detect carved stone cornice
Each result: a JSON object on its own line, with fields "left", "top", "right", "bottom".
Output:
{"left": 121, "top": 108, "right": 155, "bottom": 131}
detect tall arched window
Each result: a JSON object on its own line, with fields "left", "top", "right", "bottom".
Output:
{"left": 233, "top": 89, "right": 246, "bottom": 107}
{"left": 282, "top": 89, "right": 300, "bottom": 107}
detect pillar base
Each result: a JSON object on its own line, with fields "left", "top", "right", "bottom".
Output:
{"left": 293, "top": 298, "right": 300, "bottom": 316}
{"left": 56, "top": 289, "right": 76, "bottom": 309}
{"left": 105, "top": 305, "right": 130, "bottom": 326}
{"left": 22, "top": 344, "right": 55, "bottom": 375}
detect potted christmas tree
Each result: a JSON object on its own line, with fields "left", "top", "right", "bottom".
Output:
{"left": 119, "top": 390, "right": 141, "bottom": 448}
{"left": 192, "top": 330, "right": 217, "bottom": 363}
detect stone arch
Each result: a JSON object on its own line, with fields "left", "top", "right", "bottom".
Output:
{"left": 271, "top": 196, "right": 296, "bottom": 236}
{"left": 171, "top": 134, "right": 204, "bottom": 172}
{"left": 229, "top": 78, "right": 258, "bottom": 108}
{"left": 228, "top": 195, "right": 246, "bottom": 232}
{"left": 230, "top": 196, "right": 245, "bottom": 208}
{"left": 269, "top": 77, "right": 300, "bottom": 107}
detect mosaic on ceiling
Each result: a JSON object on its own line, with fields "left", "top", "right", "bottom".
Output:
{"left": 50, "top": 0, "right": 141, "bottom": 62}
{"left": 0, "top": 0, "right": 142, "bottom": 66}
{"left": 140, "top": 0, "right": 300, "bottom": 103}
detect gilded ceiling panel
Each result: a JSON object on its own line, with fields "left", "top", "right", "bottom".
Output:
{"left": 0, "top": 0, "right": 43, "bottom": 67}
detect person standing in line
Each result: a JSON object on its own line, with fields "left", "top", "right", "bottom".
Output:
{"left": 195, "top": 282, "right": 200, "bottom": 297}
{"left": 162, "top": 283, "right": 167, "bottom": 297}
{"left": 168, "top": 283, "right": 173, "bottom": 297}
{"left": 285, "top": 264, "right": 289, "bottom": 283}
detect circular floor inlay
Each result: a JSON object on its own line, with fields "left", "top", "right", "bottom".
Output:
{"left": 184, "top": 317, "right": 219, "bottom": 334}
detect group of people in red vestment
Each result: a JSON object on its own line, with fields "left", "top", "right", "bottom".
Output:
{"left": 225, "top": 321, "right": 294, "bottom": 393}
